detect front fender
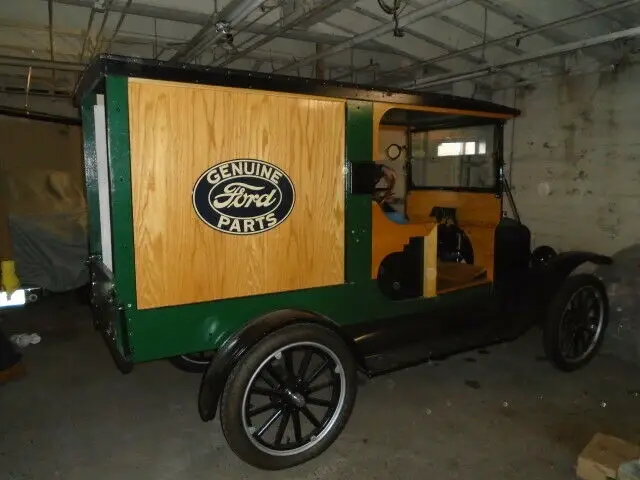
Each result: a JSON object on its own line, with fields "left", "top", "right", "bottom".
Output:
{"left": 197, "top": 309, "right": 363, "bottom": 422}
{"left": 527, "top": 250, "right": 613, "bottom": 316}
{"left": 536, "top": 251, "right": 612, "bottom": 278}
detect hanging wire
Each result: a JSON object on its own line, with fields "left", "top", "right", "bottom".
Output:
{"left": 153, "top": 18, "right": 158, "bottom": 59}
{"left": 481, "top": 7, "right": 488, "bottom": 62}
{"left": 211, "top": 3, "right": 280, "bottom": 62}
{"left": 377, "top": 0, "right": 408, "bottom": 37}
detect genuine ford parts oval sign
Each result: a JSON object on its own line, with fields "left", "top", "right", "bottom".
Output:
{"left": 192, "top": 159, "right": 296, "bottom": 235}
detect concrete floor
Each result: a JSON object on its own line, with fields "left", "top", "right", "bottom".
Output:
{"left": 1, "top": 294, "right": 639, "bottom": 480}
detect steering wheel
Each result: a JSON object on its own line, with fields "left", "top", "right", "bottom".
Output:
{"left": 373, "top": 164, "right": 397, "bottom": 205}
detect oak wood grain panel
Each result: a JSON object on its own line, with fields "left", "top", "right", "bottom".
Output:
{"left": 128, "top": 79, "right": 346, "bottom": 309}
{"left": 371, "top": 202, "right": 435, "bottom": 278}
{"left": 406, "top": 191, "right": 499, "bottom": 280}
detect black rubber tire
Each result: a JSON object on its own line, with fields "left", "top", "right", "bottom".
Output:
{"left": 219, "top": 323, "right": 358, "bottom": 470}
{"left": 543, "top": 273, "right": 609, "bottom": 372}
{"left": 168, "top": 352, "right": 214, "bottom": 373}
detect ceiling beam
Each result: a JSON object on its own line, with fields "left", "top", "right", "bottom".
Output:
{"left": 214, "top": 0, "right": 358, "bottom": 67}
{"left": 350, "top": 5, "right": 484, "bottom": 66}
{"left": 274, "top": 0, "right": 470, "bottom": 74}
{"left": 321, "top": 19, "right": 449, "bottom": 75}
{"left": 292, "top": 0, "right": 359, "bottom": 29}
{"left": 405, "top": 25, "right": 640, "bottom": 89}
{"left": 0, "top": 46, "right": 359, "bottom": 78}
{"left": 105, "top": 0, "right": 133, "bottom": 53}
{"left": 472, "top": 0, "right": 617, "bottom": 63}
{"left": 331, "top": 6, "right": 521, "bottom": 82}
{"left": 575, "top": 0, "right": 636, "bottom": 29}
{"left": 375, "top": 0, "right": 639, "bottom": 85}
{"left": 48, "top": 0, "right": 407, "bottom": 58}
{"left": 0, "top": 55, "right": 84, "bottom": 72}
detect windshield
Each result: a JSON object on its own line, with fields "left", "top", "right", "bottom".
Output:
{"left": 410, "top": 124, "right": 497, "bottom": 190}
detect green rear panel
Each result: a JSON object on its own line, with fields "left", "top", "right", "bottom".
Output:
{"left": 104, "top": 76, "right": 137, "bottom": 312}
{"left": 95, "top": 80, "right": 487, "bottom": 362}
{"left": 80, "top": 94, "right": 101, "bottom": 256}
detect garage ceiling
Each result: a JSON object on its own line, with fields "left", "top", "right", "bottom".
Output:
{"left": 0, "top": 0, "right": 639, "bottom": 107}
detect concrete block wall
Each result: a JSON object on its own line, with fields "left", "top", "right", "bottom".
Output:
{"left": 493, "top": 62, "right": 640, "bottom": 365}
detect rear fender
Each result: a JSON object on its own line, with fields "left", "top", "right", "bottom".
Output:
{"left": 197, "top": 309, "right": 364, "bottom": 422}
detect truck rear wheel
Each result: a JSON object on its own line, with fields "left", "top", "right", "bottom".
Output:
{"left": 219, "top": 323, "right": 357, "bottom": 470}
{"left": 543, "top": 273, "right": 609, "bottom": 372}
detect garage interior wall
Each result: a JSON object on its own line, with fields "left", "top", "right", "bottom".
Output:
{"left": 493, "top": 61, "right": 640, "bottom": 365}
{"left": 0, "top": 116, "right": 84, "bottom": 210}
{"left": 0, "top": 115, "right": 87, "bottom": 291}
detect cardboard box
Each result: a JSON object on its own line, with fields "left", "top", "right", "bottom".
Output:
{"left": 618, "top": 460, "right": 640, "bottom": 480}
{"left": 577, "top": 433, "right": 640, "bottom": 480}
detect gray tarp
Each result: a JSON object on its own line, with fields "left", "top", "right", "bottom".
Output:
{"left": 9, "top": 212, "right": 88, "bottom": 292}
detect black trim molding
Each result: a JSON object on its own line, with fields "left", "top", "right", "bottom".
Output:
{"left": 74, "top": 54, "right": 522, "bottom": 118}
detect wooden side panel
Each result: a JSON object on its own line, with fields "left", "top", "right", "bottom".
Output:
{"left": 371, "top": 202, "right": 434, "bottom": 278}
{"left": 128, "top": 79, "right": 346, "bottom": 309}
{"left": 406, "top": 190, "right": 501, "bottom": 226}
{"left": 464, "top": 226, "right": 496, "bottom": 280}
{"left": 423, "top": 226, "right": 438, "bottom": 298}
{"left": 406, "top": 190, "right": 500, "bottom": 280}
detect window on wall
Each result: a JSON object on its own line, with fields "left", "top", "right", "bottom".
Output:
{"left": 410, "top": 124, "right": 497, "bottom": 190}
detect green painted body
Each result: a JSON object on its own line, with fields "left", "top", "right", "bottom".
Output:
{"left": 81, "top": 75, "right": 491, "bottom": 364}
{"left": 80, "top": 94, "right": 101, "bottom": 257}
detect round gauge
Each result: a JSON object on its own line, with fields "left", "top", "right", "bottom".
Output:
{"left": 386, "top": 143, "right": 403, "bottom": 161}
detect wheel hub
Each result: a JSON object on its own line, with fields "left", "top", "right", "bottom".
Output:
{"left": 284, "top": 389, "right": 306, "bottom": 408}
{"left": 558, "top": 285, "right": 605, "bottom": 363}
{"left": 241, "top": 341, "right": 347, "bottom": 457}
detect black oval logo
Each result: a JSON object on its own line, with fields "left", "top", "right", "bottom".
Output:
{"left": 192, "top": 159, "right": 296, "bottom": 235}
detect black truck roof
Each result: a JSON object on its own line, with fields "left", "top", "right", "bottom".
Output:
{"left": 74, "top": 54, "right": 520, "bottom": 118}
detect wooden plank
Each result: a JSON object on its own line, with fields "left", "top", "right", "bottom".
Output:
{"left": 423, "top": 225, "right": 438, "bottom": 298}
{"left": 406, "top": 190, "right": 501, "bottom": 227}
{"left": 406, "top": 191, "right": 500, "bottom": 281}
{"left": 373, "top": 101, "right": 514, "bottom": 125}
{"left": 128, "top": 78, "right": 346, "bottom": 309}
{"left": 464, "top": 225, "right": 495, "bottom": 280}
{"left": 371, "top": 202, "right": 433, "bottom": 278}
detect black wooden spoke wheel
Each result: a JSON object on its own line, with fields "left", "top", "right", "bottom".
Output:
{"left": 219, "top": 323, "right": 357, "bottom": 470}
{"left": 168, "top": 351, "right": 215, "bottom": 373}
{"left": 543, "top": 274, "right": 609, "bottom": 372}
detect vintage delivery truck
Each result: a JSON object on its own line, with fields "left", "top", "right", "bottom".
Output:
{"left": 75, "top": 54, "right": 612, "bottom": 470}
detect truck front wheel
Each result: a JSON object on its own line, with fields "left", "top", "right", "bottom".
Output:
{"left": 543, "top": 273, "right": 609, "bottom": 372}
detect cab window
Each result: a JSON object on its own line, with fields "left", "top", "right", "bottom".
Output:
{"left": 410, "top": 124, "right": 497, "bottom": 190}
